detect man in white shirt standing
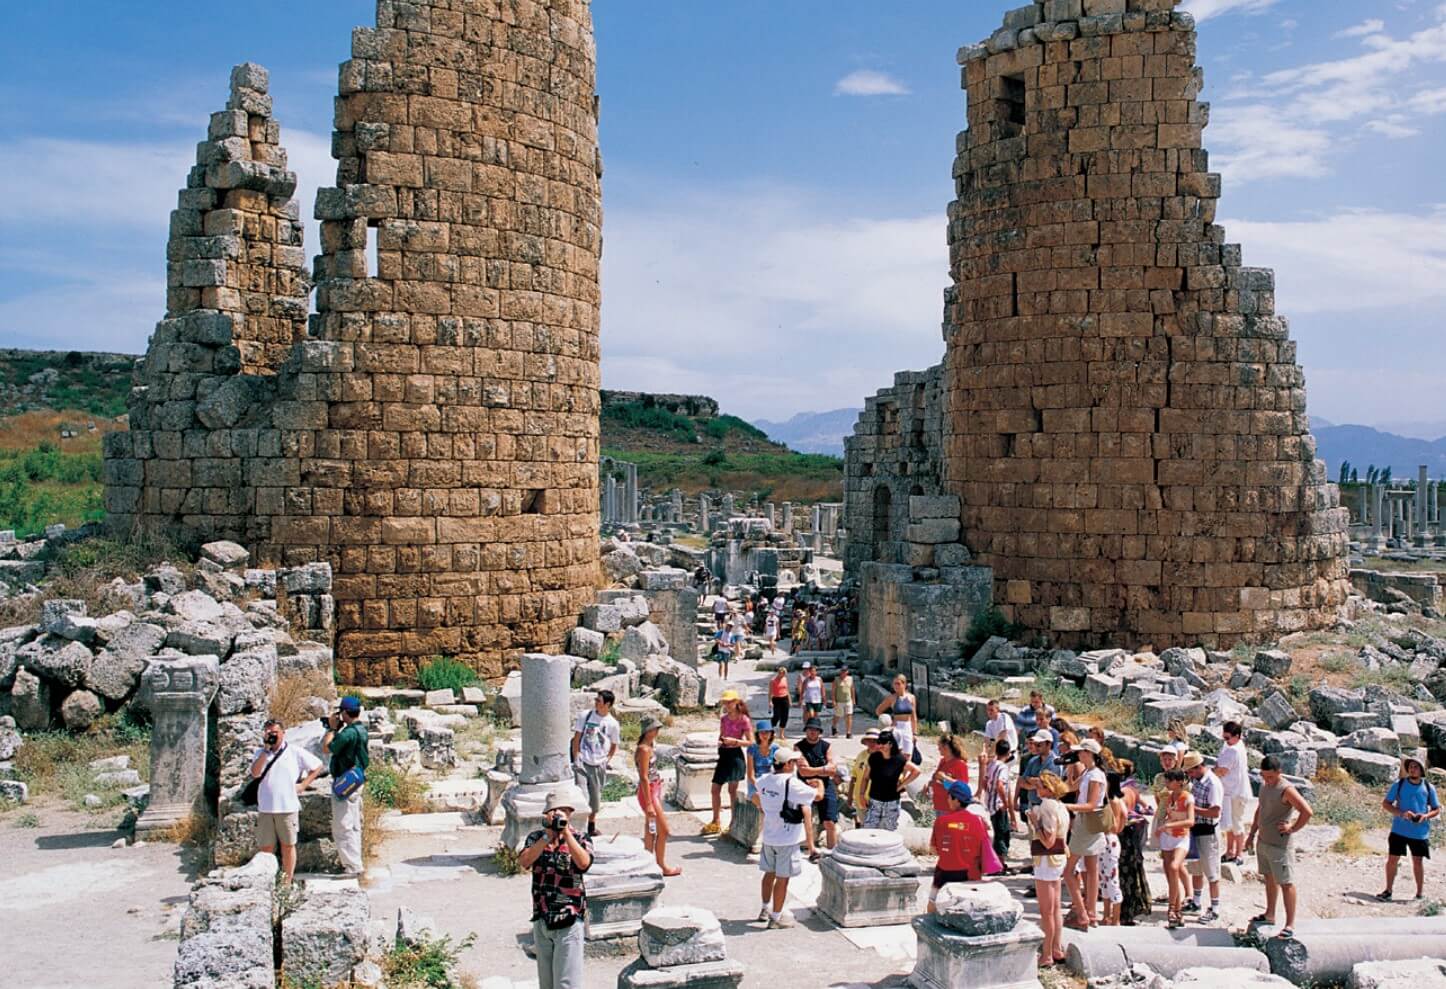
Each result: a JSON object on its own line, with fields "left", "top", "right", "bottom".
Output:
{"left": 752, "top": 748, "right": 820, "bottom": 929}
{"left": 1214, "top": 721, "right": 1250, "bottom": 865}
{"left": 979, "top": 699, "right": 1019, "bottom": 786}
{"left": 249, "top": 718, "right": 325, "bottom": 883}
{"left": 571, "top": 689, "right": 621, "bottom": 838}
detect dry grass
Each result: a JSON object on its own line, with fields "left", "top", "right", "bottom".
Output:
{"left": 268, "top": 670, "right": 336, "bottom": 726}
{"left": 1331, "top": 820, "right": 1371, "bottom": 857}
{"left": 361, "top": 798, "right": 390, "bottom": 866}
{"left": 11, "top": 721, "right": 151, "bottom": 810}
{"left": 0, "top": 409, "right": 122, "bottom": 454}
{"left": 0, "top": 534, "right": 189, "bottom": 626}
{"left": 161, "top": 812, "right": 216, "bottom": 849}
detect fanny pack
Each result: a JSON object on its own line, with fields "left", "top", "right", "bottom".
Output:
{"left": 1190, "top": 820, "right": 1217, "bottom": 837}
{"left": 332, "top": 765, "right": 366, "bottom": 799}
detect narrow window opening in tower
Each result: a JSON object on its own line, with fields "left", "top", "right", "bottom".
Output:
{"left": 999, "top": 74, "right": 1026, "bottom": 137}
{"left": 522, "top": 489, "right": 545, "bottom": 514}
{"left": 365, "top": 222, "right": 379, "bottom": 279}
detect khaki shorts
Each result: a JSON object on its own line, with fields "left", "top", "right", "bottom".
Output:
{"left": 256, "top": 811, "right": 299, "bottom": 848}
{"left": 1222, "top": 795, "right": 1249, "bottom": 834}
{"left": 1257, "top": 843, "right": 1294, "bottom": 885}
{"left": 1186, "top": 832, "right": 1221, "bottom": 881}
{"left": 1068, "top": 825, "right": 1105, "bottom": 858}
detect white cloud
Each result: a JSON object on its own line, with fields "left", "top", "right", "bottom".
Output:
{"left": 1207, "top": 106, "right": 1331, "bottom": 183}
{"left": 1407, "top": 85, "right": 1446, "bottom": 112}
{"left": 601, "top": 183, "right": 945, "bottom": 419}
{"left": 1365, "top": 117, "right": 1421, "bottom": 138}
{"left": 1335, "top": 19, "right": 1386, "bottom": 39}
{"left": 833, "top": 70, "right": 910, "bottom": 97}
{"left": 0, "top": 138, "right": 190, "bottom": 227}
{"left": 1181, "top": 0, "right": 1279, "bottom": 23}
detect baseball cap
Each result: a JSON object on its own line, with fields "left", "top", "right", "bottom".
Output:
{"left": 801, "top": 660, "right": 813, "bottom": 669}
{"left": 804, "top": 717, "right": 823, "bottom": 732}
{"left": 774, "top": 747, "right": 802, "bottom": 765}
{"left": 1079, "top": 738, "right": 1102, "bottom": 755}
{"left": 946, "top": 781, "right": 973, "bottom": 805}
{"left": 339, "top": 696, "right": 361, "bottom": 714}
{"left": 755, "top": 720, "right": 774, "bottom": 734}
{"left": 1030, "top": 729, "right": 1053, "bottom": 744}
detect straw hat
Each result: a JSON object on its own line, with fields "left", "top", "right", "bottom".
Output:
{"left": 1179, "top": 751, "right": 1205, "bottom": 771}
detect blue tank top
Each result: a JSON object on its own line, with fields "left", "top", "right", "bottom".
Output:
{"left": 892, "top": 694, "right": 914, "bottom": 715}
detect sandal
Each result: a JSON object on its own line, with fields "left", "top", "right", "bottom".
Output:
{"left": 1249, "top": 913, "right": 1275, "bottom": 924}
{"left": 1167, "top": 913, "right": 1183, "bottom": 929}
{"left": 1375, "top": 890, "right": 1392, "bottom": 902}
{"left": 1275, "top": 927, "right": 1294, "bottom": 940}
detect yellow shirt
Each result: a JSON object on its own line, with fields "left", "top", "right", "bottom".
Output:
{"left": 850, "top": 750, "right": 872, "bottom": 812}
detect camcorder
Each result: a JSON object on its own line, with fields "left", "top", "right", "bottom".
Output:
{"left": 546, "top": 812, "right": 569, "bottom": 833}
{"left": 264, "top": 728, "right": 282, "bottom": 748}
{"left": 1058, "top": 751, "right": 1080, "bottom": 766}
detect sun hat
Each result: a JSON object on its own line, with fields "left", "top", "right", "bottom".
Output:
{"left": 544, "top": 790, "right": 576, "bottom": 814}
{"left": 804, "top": 717, "right": 823, "bottom": 732}
{"left": 946, "top": 781, "right": 974, "bottom": 805}
{"left": 1079, "top": 738, "right": 1102, "bottom": 755}
{"left": 1179, "top": 751, "right": 1205, "bottom": 771}
{"left": 862, "top": 728, "right": 881, "bottom": 741}
{"left": 639, "top": 715, "right": 664, "bottom": 737}
{"left": 721, "top": 689, "right": 741, "bottom": 702}
{"left": 1401, "top": 754, "right": 1426, "bottom": 776}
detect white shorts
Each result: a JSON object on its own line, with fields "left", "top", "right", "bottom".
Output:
{"left": 1221, "top": 795, "right": 1248, "bottom": 834}
{"left": 1160, "top": 832, "right": 1188, "bottom": 853}
{"left": 1032, "top": 858, "right": 1065, "bottom": 882}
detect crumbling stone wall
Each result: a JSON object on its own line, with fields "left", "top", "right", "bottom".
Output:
{"left": 938, "top": 0, "right": 1348, "bottom": 647}
{"left": 107, "top": 0, "right": 603, "bottom": 683}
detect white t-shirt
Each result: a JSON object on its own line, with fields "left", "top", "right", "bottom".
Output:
{"left": 802, "top": 676, "right": 823, "bottom": 705}
{"left": 713, "top": 599, "right": 728, "bottom": 615}
{"left": 1079, "top": 766, "right": 1108, "bottom": 811}
{"left": 985, "top": 759, "right": 1014, "bottom": 814}
{"left": 1216, "top": 741, "right": 1248, "bottom": 797}
{"left": 252, "top": 744, "right": 322, "bottom": 814}
{"left": 984, "top": 713, "right": 1018, "bottom": 751}
{"left": 574, "top": 710, "right": 621, "bottom": 767}
{"left": 757, "top": 771, "right": 814, "bottom": 847}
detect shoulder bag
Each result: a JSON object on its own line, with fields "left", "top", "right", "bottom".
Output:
{"left": 240, "top": 744, "right": 285, "bottom": 808}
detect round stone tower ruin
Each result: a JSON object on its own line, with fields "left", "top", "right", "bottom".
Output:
{"left": 938, "top": 0, "right": 1349, "bottom": 647}
{"left": 106, "top": 0, "right": 603, "bottom": 682}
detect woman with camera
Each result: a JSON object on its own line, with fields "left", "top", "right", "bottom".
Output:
{"left": 519, "top": 791, "right": 594, "bottom": 989}
{"left": 247, "top": 718, "right": 324, "bottom": 883}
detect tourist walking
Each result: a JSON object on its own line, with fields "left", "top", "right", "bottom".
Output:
{"left": 768, "top": 666, "right": 791, "bottom": 740}
{"left": 863, "top": 729, "right": 919, "bottom": 831}
{"left": 764, "top": 607, "right": 780, "bottom": 653}
{"left": 1246, "top": 754, "right": 1312, "bottom": 937}
{"left": 634, "top": 716, "right": 680, "bottom": 876}
{"left": 797, "top": 662, "right": 824, "bottom": 721}
{"left": 249, "top": 718, "right": 325, "bottom": 883}
{"left": 980, "top": 699, "right": 1019, "bottom": 785}
{"left": 796, "top": 717, "right": 840, "bottom": 850}
{"left": 1063, "top": 738, "right": 1109, "bottom": 929}
{"left": 571, "top": 689, "right": 620, "bottom": 838}
{"left": 929, "top": 734, "right": 971, "bottom": 813}
{"left": 1158, "top": 768, "right": 1195, "bottom": 929}
{"left": 712, "top": 624, "right": 734, "bottom": 680}
{"left": 831, "top": 668, "right": 855, "bottom": 737}
{"left": 1215, "top": 721, "right": 1250, "bottom": 865}
{"left": 928, "top": 781, "right": 1001, "bottom": 912}
{"left": 984, "top": 738, "right": 1017, "bottom": 867}
{"left": 790, "top": 606, "right": 806, "bottom": 655}
{"left": 753, "top": 747, "right": 819, "bottom": 929}
{"left": 1030, "top": 773, "right": 1071, "bottom": 967}
{"left": 712, "top": 595, "right": 729, "bottom": 630}
{"left": 323, "top": 695, "right": 368, "bottom": 876}
{"left": 875, "top": 674, "right": 919, "bottom": 759}
{"left": 703, "top": 693, "right": 751, "bottom": 836}
{"left": 1378, "top": 754, "right": 1440, "bottom": 901}
{"left": 1182, "top": 750, "right": 1224, "bottom": 922}
{"left": 520, "top": 791, "right": 593, "bottom": 989}
{"left": 746, "top": 720, "right": 780, "bottom": 797}
{"left": 1098, "top": 773, "right": 1129, "bottom": 926}
{"left": 1117, "top": 773, "right": 1153, "bottom": 925}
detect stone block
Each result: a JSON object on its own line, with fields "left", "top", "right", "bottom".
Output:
{"left": 1254, "top": 650, "right": 1293, "bottom": 679}
{"left": 11, "top": 668, "right": 50, "bottom": 729}
{"left": 1341, "top": 727, "right": 1400, "bottom": 756}
{"left": 41, "top": 599, "right": 97, "bottom": 643}
{"left": 423, "top": 688, "right": 456, "bottom": 707}
{"left": 1258, "top": 690, "right": 1299, "bottom": 730}
{"left": 817, "top": 829, "right": 923, "bottom": 928}
{"left": 281, "top": 887, "right": 371, "bottom": 989}
{"left": 639, "top": 907, "right": 725, "bottom": 967}
{"left": 1140, "top": 698, "right": 1207, "bottom": 728}
{"left": 1085, "top": 672, "right": 1123, "bottom": 701}
{"left": 22, "top": 636, "right": 93, "bottom": 689}
{"left": 1338, "top": 747, "right": 1401, "bottom": 785}
{"left": 570, "top": 626, "right": 605, "bottom": 660}
{"left": 583, "top": 604, "right": 624, "bottom": 633}
{"left": 217, "top": 648, "right": 274, "bottom": 715}
{"left": 60, "top": 689, "right": 104, "bottom": 730}
{"left": 909, "top": 913, "right": 1045, "bottom": 989}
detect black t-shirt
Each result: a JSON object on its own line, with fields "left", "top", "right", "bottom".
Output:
{"left": 797, "top": 737, "right": 835, "bottom": 797}
{"left": 868, "top": 751, "right": 908, "bottom": 802}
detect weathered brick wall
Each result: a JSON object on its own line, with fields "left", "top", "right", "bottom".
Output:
{"left": 107, "top": 0, "right": 602, "bottom": 683}
{"left": 939, "top": 0, "right": 1348, "bottom": 647}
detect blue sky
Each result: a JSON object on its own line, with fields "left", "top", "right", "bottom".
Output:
{"left": 2, "top": 1, "right": 1445, "bottom": 433}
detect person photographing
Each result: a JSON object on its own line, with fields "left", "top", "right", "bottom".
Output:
{"left": 322, "top": 695, "right": 368, "bottom": 875}
{"left": 247, "top": 718, "right": 324, "bottom": 883}
{"left": 519, "top": 792, "right": 593, "bottom": 989}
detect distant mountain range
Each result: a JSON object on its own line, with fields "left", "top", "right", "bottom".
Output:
{"left": 751, "top": 408, "right": 860, "bottom": 456}
{"left": 752, "top": 408, "right": 1446, "bottom": 478}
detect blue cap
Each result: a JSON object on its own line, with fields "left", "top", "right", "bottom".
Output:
{"left": 339, "top": 696, "right": 361, "bottom": 714}
{"left": 755, "top": 720, "right": 773, "bottom": 734}
{"left": 946, "top": 781, "right": 973, "bottom": 805}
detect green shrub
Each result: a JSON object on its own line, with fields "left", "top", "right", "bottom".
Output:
{"left": 599, "top": 637, "right": 622, "bottom": 667}
{"left": 382, "top": 931, "right": 476, "bottom": 989}
{"left": 701, "top": 449, "right": 728, "bottom": 467}
{"left": 365, "top": 765, "right": 427, "bottom": 813}
{"left": 415, "top": 655, "right": 478, "bottom": 693}
{"left": 963, "top": 606, "right": 1026, "bottom": 656}
{"left": 702, "top": 415, "right": 767, "bottom": 441}
{"left": 602, "top": 401, "right": 698, "bottom": 443}
{"left": 601, "top": 777, "right": 634, "bottom": 803}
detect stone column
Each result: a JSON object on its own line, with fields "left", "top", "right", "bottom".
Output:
{"left": 764, "top": 502, "right": 775, "bottom": 527}
{"left": 1417, "top": 466, "right": 1430, "bottom": 546}
{"left": 501, "top": 653, "right": 588, "bottom": 847}
{"left": 1371, "top": 484, "right": 1385, "bottom": 552}
{"left": 721, "top": 493, "right": 735, "bottom": 520}
{"left": 134, "top": 656, "right": 220, "bottom": 836}
{"left": 670, "top": 488, "right": 683, "bottom": 524}
{"left": 699, "top": 494, "right": 711, "bottom": 532}
{"left": 782, "top": 501, "right": 793, "bottom": 532}
{"left": 625, "top": 463, "right": 639, "bottom": 524}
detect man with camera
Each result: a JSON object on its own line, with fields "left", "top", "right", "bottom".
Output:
{"left": 518, "top": 791, "right": 594, "bottom": 989}
{"left": 322, "top": 695, "right": 369, "bottom": 875}
{"left": 249, "top": 718, "right": 325, "bottom": 883}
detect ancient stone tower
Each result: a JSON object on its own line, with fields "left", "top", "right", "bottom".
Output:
{"left": 107, "top": 0, "right": 603, "bottom": 682}
{"left": 937, "top": 0, "right": 1349, "bottom": 647}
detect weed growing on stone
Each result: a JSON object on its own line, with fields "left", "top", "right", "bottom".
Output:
{"left": 599, "top": 636, "right": 622, "bottom": 667}
{"left": 366, "top": 765, "right": 427, "bottom": 814}
{"left": 1421, "top": 899, "right": 1445, "bottom": 917}
{"left": 361, "top": 797, "right": 390, "bottom": 865}
{"left": 493, "top": 844, "right": 521, "bottom": 877}
{"left": 267, "top": 670, "right": 335, "bottom": 726}
{"left": 15, "top": 812, "right": 40, "bottom": 828}
{"left": 415, "top": 655, "right": 479, "bottom": 694}
{"left": 1312, "top": 767, "right": 1389, "bottom": 831}
{"left": 382, "top": 931, "right": 477, "bottom": 989}
{"left": 601, "top": 777, "right": 634, "bottom": 803}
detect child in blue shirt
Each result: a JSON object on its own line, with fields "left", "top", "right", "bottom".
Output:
{"left": 745, "top": 721, "right": 780, "bottom": 798}
{"left": 1379, "top": 755, "right": 1440, "bottom": 901}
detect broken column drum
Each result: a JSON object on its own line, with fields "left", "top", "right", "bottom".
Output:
{"left": 817, "top": 828, "right": 924, "bottom": 927}
{"left": 583, "top": 835, "right": 665, "bottom": 941}
{"left": 672, "top": 733, "right": 720, "bottom": 812}
{"left": 105, "top": 0, "right": 605, "bottom": 683}
{"left": 135, "top": 656, "right": 221, "bottom": 836}
{"left": 501, "top": 653, "right": 589, "bottom": 848}
{"left": 936, "top": 1, "right": 1349, "bottom": 647}
{"left": 910, "top": 882, "right": 1044, "bottom": 989}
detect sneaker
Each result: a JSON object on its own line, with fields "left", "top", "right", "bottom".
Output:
{"left": 758, "top": 904, "right": 771, "bottom": 922}
{"left": 1198, "top": 908, "right": 1218, "bottom": 923}
{"left": 1181, "top": 900, "right": 1200, "bottom": 913}
{"left": 768, "top": 911, "right": 797, "bottom": 929}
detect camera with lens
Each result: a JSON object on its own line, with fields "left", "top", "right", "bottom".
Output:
{"left": 546, "top": 812, "right": 569, "bottom": 833}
